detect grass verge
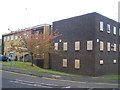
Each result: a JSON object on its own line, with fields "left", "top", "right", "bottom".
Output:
{"left": 2, "top": 61, "right": 75, "bottom": 76}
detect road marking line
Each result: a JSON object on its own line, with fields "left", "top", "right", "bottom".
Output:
{"left": 14, "top": 79, "right": 58, "bottom": 87}
{"left": 42, "top": 77, "right": 119, "bottom": 86}
{"left": 2, "top": 70, "right": 119, "bottom": 86}
{"left": 10, "top": 80, "right": 52, "bottom": 88}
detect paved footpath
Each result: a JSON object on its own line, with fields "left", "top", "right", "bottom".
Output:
{"left": 1, "top": 66, "right": 119, "bottom": 84}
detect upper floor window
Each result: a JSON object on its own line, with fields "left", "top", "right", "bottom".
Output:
{"left": 75, "top": 41, "right": 80, "bottom": 51}
{"left": 11, "top": 35, "right": 14, "bottom": 40}
{"left": 7, "top": 36, "right": 10, "bottom": 41}
{"left": 75, "top": 59, "right": 80, "bottom": 69}
{"left": 100, "top": 21, "right": 103, "bottom": 31}
{"left": 87, "top": 40, "right": 93, "bottom": 50}
{"left": 63, "top": 42, "right": 68, "bottom": 51}
{"left": 54, "top": 43, "right": 58, "bottom": 50}
{"left": 107, "top": 42, "right": 110, "bottom": 51}
{"left": 100, "top": 41, "right": 104, "bottom": 51}
{"left": 113, "top": 26, "right": 116, "bottom": 35}
{"left": 63, "top": 59, "right": 67, "bottom": 67}
{"left": 15, "top": 35, "right": 18, "bottom": 40}
{"left": 4, "top": 37, "right": 6, "bottom": 42}
{"left": 107, "top": 24, "right": 110, "bottom": 33}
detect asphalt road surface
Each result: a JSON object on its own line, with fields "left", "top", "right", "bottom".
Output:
{"left": 2, "top": 70, "right": 119, "bottom": 89}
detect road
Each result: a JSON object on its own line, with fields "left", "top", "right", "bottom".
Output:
{"left": 2, "top": 70, "right": 119, "bottom": 89}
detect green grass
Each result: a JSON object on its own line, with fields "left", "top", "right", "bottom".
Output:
{"left": 111, "top": 75, "right": 120, "bottom": 79}
{"left": 2, "top": 61, "right": 75, "bottom": 76}
{"left": 100, "top": 74, "right": 120, "bottom": 80}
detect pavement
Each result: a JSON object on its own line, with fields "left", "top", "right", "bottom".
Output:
{"left": 1, "top": 66, "right": 119, "bottom": 84}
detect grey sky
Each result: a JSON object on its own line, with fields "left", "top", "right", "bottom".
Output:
{"left": 0, "top": 0, "right": 119, "bottom": 39}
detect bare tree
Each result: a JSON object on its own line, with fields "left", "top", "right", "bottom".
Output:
{"left": 18, "top": 29, "right": 61, "bottom": 68}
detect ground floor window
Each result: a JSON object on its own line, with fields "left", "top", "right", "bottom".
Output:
{"left": 75, "top": 59, "right": 80, "bottom": 69}
{"left": 63, "top": 59, "right": 67, "bottom": 67}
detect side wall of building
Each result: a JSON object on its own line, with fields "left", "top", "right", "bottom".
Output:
{"left": 50, "top": 13, "right": 96, "bottom": 76}
{"left": 94, "top": 13, "right": 118, "bottom": 75}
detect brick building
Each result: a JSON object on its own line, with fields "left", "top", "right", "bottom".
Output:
{"left": 50, "top": 12, "right": 119, "bottom": 76}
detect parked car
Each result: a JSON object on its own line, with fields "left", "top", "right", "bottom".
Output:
{"left": 0, "top": 54, "right": 11, "bottom": 62}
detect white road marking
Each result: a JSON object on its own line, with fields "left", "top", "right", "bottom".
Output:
{"left": 15, "top": 79, "right": 58, "bottom": 86}
{"left": 9, "top": 79, "right": 72, "bottom": 88}
{"left": 9, "top": 80, "right": 52, "bottom": 88}
{"left": 3, "top": 70, "right": 119, "bottom": 87}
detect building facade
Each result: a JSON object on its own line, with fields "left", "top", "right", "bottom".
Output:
{"left": 2, "top": 24, "right": 51, "bottom": 61}
{"left": 50, "top": 12, "right": 119, "bottom": 76}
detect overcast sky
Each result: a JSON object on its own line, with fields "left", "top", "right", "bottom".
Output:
{"left": 0, "top": 0, "right": 119, "bottom": 39}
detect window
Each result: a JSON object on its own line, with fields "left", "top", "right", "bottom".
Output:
{"left": 4, "top": 37, "right": 6, "bottom": 42}
{"left": 15, "top": 35, "right": 18, "bottom": 40}
{"left": 113, "top": 60, "right": 117, "bottom": 64}
{"left": 100, "top": 21, "right": 103, "bottom": 31}
{"left": 54, "top": 43, "right": 58, "bottom": 50}
{"left": 63, "top": 59, "right": 67, "bottom": 67}
{"left": 107, "top": 24, "right": 110, "bottom": 33}
{"left": 75, "top": 41, "right": 80, "bottom": 51}
{"left": 63, "top": 42, "right": 68, "bottom": 51}
{"left": 7, "top": 36, "right": 10, "bottom": 41}
{"left": 87, "top": 40, "right": 93, "bottom": 50}
{"left": 75, "top": 59, "right": 80, "bottom": 69}
{"left": 113, "top": 26, "right": 116, "bottom": 35}
{"left": 107, "top": 42, "right": 110, "bottom": 51}
{"left": 100, "top": 60, "right": 103, "bottom": 65}
{"left": 113, "top": 43, "right": 116, "bottom": 51}
{"left": 100, "top": 41, "right": 104, "bottom": 51}
{"left": 11, "top": 35, "right": 14, "bottom": 40}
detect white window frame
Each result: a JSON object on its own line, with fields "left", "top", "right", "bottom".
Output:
{"left": 63, "top": 42, "right": 68, "bottom": 51}
{"left": 100, "top": 60, "right": 104, "bottom": 65}
{"left": 100, "top": 41, "right": 104, "bottom": 51}
{"left": 87, "top": 40, "right": 93, "bottom": 50}
{"left": 54, "top": 43, "right": 58, "bottom": 50}
{"left": 107, "top": 42, "right": 110, "bottom": 51}
{"left": 75, "top": 41, "right": 80, "bottom": 51}
{"left": 113, "top": 26, "right": 116, "bottom": 35}
{"left": 63, "top": 59, "right": 67, "bottom": 67}
{"left": 75, "top": 59, "right": 80, "bottom": 69}
{"left": 107, "top": 24, "right": 110, "bottom": 33}
{"left": 113, "top": 43, "right": 116, "bottom": 51}
{"left": 100, "top": 21, "right": 103, "bottom": 31}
